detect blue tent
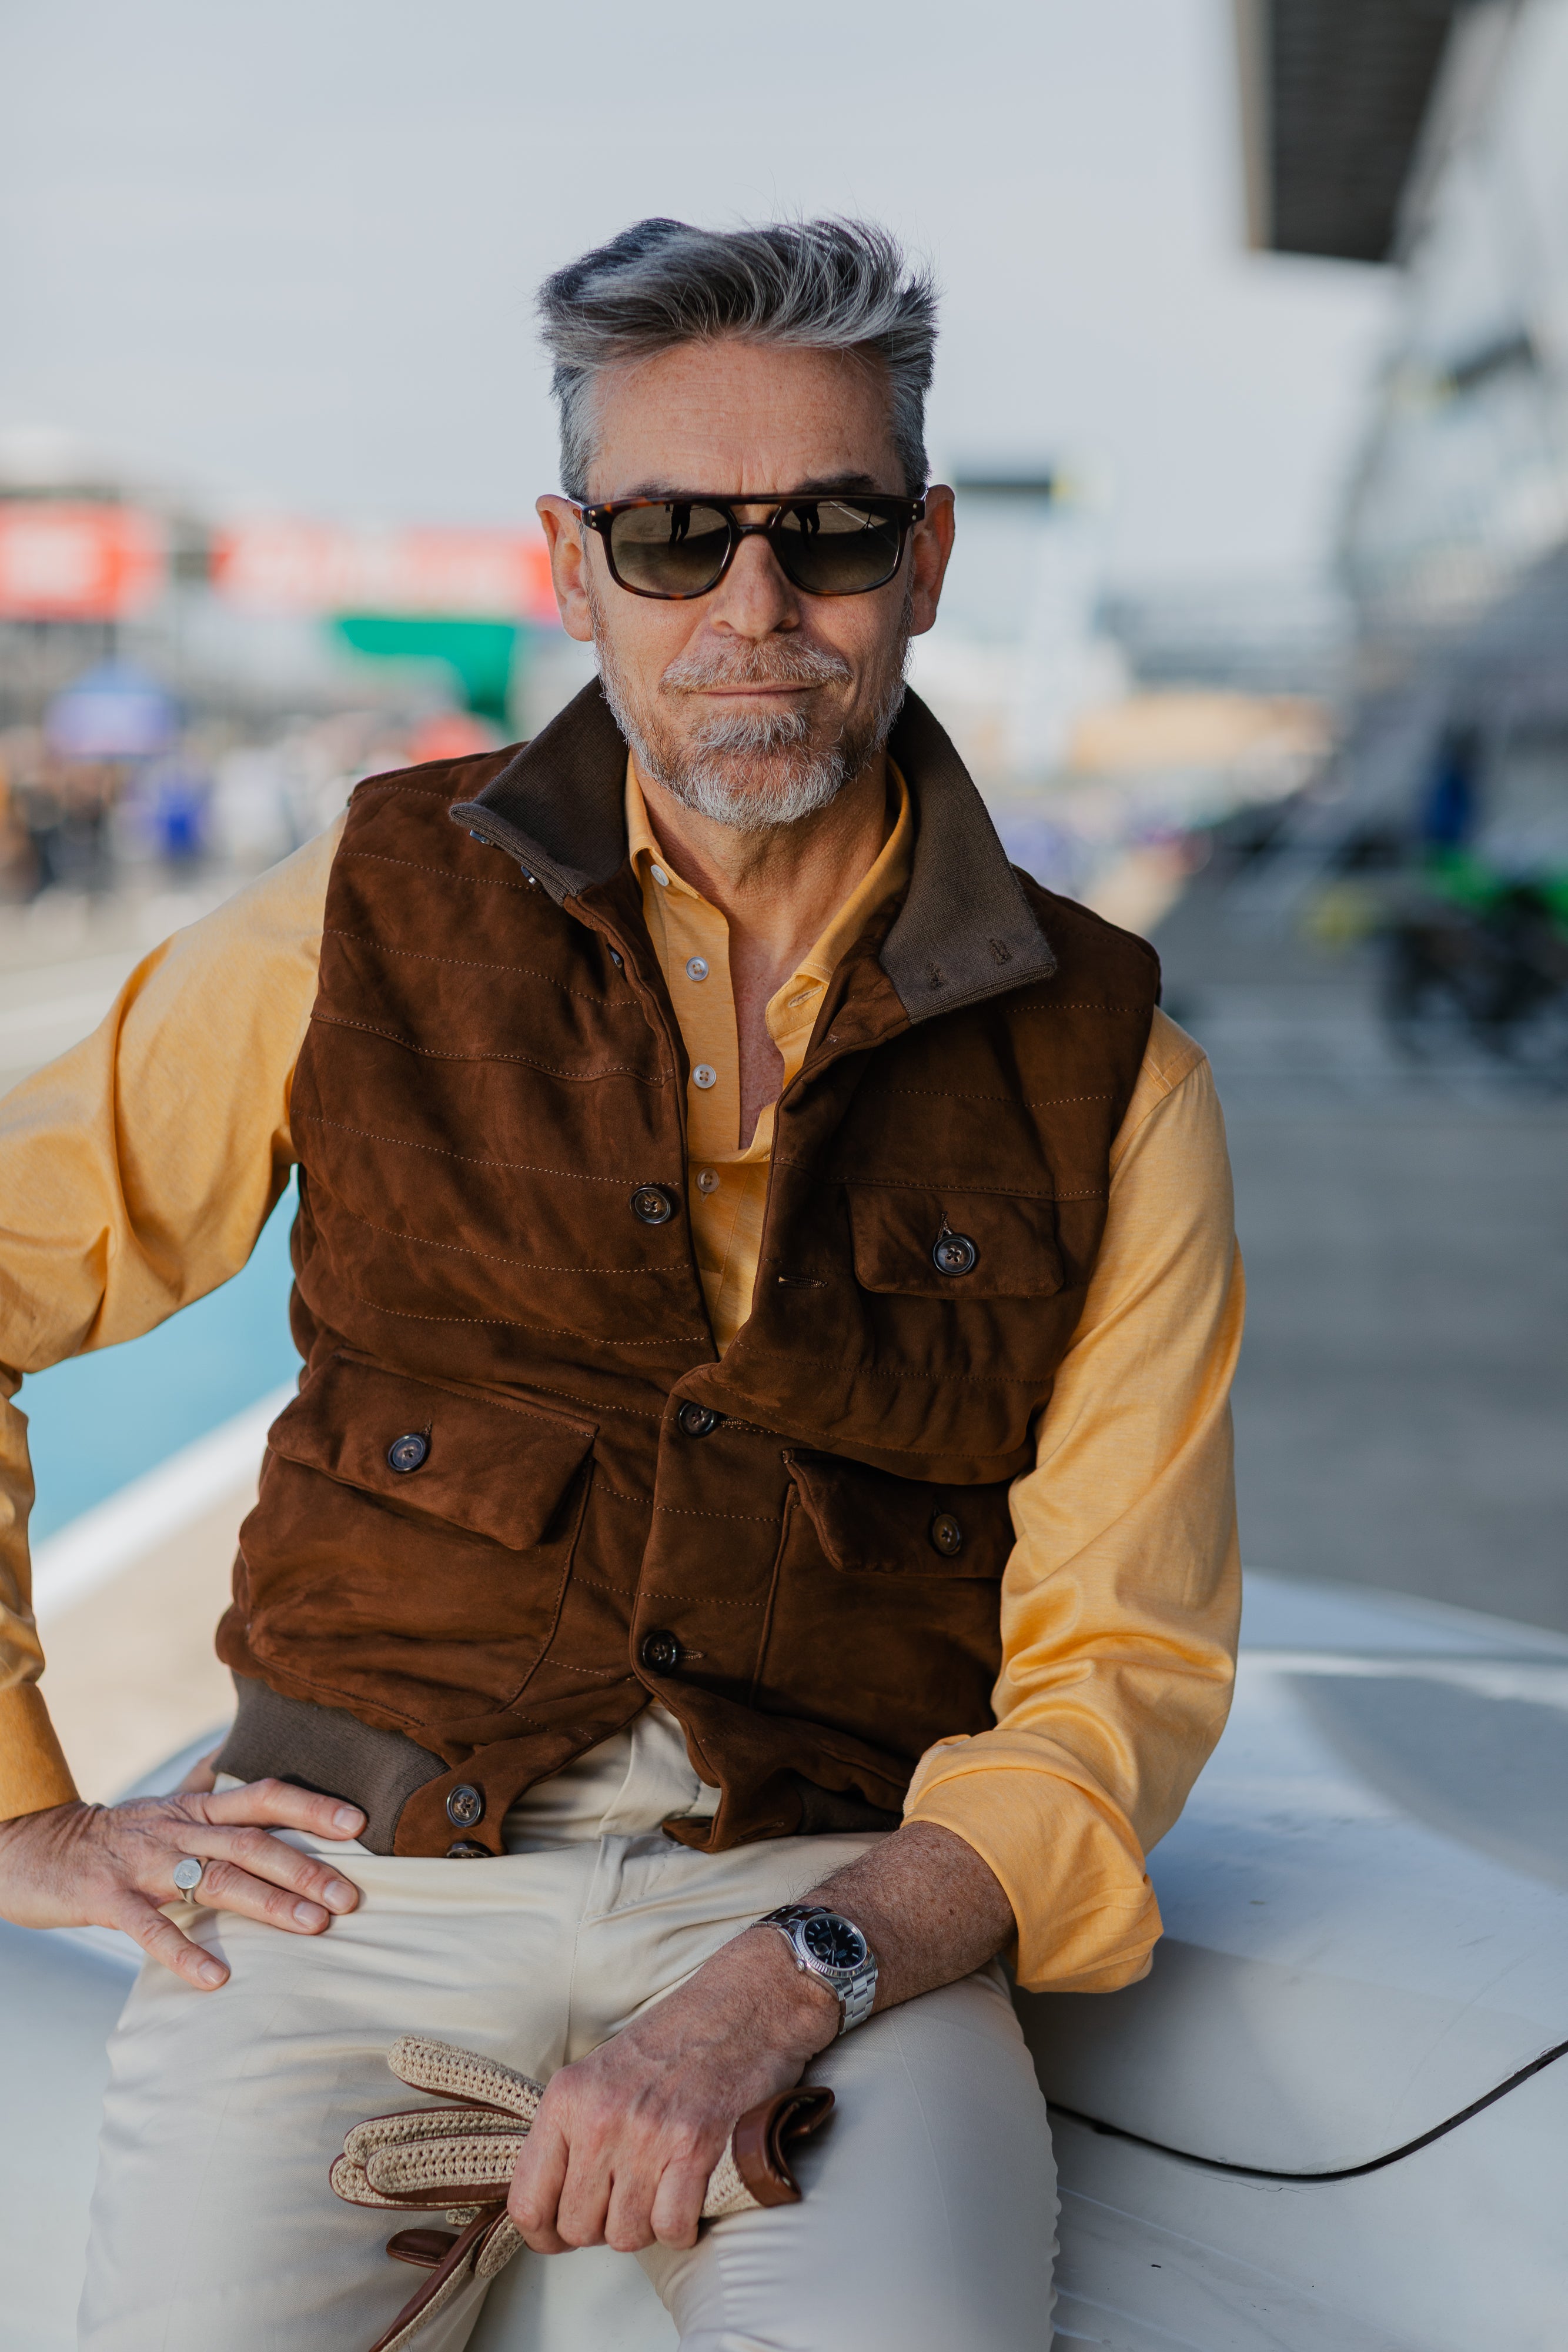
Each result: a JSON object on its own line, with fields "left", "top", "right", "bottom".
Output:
{"left": 44, "top": 662, "right": 180, "bottom": 759}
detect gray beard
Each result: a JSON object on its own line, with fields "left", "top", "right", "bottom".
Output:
{"left": 590, "top": 581, "right": 911, "bottom": 836}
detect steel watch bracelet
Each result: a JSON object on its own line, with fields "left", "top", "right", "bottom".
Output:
{"left": 760, "top": 1903, "right": 878, "bottom": 2036}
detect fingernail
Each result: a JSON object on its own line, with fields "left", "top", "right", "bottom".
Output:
{"left": 333, "top": 1805, "right": 364, "bottom": 1832}
{"left": 293, "top": 1899, "right": 327, "bottom": 1926}
{"left": 198, "top": 1960, "right": 226, "bottom": 1987}
{"left": 322, "top": 1877, "right": 356, "bottom": 1910}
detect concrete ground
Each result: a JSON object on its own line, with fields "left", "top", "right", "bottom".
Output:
{"left": 1155, "top": 858, "right": 1568, "bottom": 1635}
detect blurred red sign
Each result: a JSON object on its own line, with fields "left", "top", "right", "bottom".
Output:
{"left": 0, "top": 503, "right": 168, "bottom": 620}
{"left": 212, "top": 522, "right": 560, "bottom": 626}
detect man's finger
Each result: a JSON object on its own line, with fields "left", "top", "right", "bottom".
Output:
{"left": 170, "top": 1822, "right": 359, "bottom": 1915}
{"left": 647, "top": 2156, "right": 710, "bottom": 2251}
{"left": 508, "top": 2113, "right": 573, "bottom": 2254}
{"left": 603, "top": 2161, "right": 665, "bottom": 2254}
{"left": 109, "top": 1891, "right": 229, "bottom": 1990}
{"left": 553, "top": 2141, "right": 617, "bottom": 2251}
{"left": 156, "top": 1853, "right": 337, "bottom": 1935}
{"left": 191, "top": 1778, "right": 366, "bottom": 1842}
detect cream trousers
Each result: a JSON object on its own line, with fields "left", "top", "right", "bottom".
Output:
{"left": 79, "top": 1712, "right": 1058, "bottom": 2351}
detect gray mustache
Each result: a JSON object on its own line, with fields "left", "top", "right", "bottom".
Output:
{"left": 660, "top": 643, "right": 852, "bottom": 693}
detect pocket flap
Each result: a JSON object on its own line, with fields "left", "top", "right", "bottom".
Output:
{"left": 785, "top": 1452, "right": 1013, "bottom": 1580}
{"left": 268, "top": 1356, "right": 594, "bottom": 1551}
{"left": 845, "top": 1185, "right": 1063, "bottom": 1299}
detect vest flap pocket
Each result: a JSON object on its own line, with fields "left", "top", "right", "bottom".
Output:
{"left": 785, "top": 1452, "right": 1012, "bottom": 1580}
{"left": 268, "top": 1357, "right": 594, "bottom": 1551}
{"left": 845, "top": 1185, "right": 1063, "bottom": 1299}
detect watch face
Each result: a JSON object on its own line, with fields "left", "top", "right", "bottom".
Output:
{"left": 803, "top": 1912, "right": 868, "bottom": 1972}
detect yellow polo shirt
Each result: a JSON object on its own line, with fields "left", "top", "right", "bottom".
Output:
{"left": 628, "top": 758, "right": 912, "bottom": 1347}
{"left": 0, "top": 768, "right": 1241, "bottom": 1993}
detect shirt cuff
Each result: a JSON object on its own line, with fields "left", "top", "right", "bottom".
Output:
{"left": 904, "top": 1748, "right": 1161, "bottom": 1994}
{"left": 0, "top": 1680, "right": 79, "bottom": 1819}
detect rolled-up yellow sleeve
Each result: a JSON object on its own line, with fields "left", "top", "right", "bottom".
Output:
{"left": 0, "top": 821, "right": 340, "bottom": 1818}
{"left": 904, "top": 1008, "right": 1243, "bottom": 1992}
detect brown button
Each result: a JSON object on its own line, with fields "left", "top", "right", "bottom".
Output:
{"left": 387, "top": 1432, "right": 429, "bottom": 1474}
{"left": 932, "top": 1232, "right": 978, "bottom": 1277}
{"left": 930, "top": 1512, "right": 964, "bottom": 1558}
{"left": 445, "top": 1783, "right": 484, "bottom": 1829}
{"left": 640, "top": 1628, "right": 682, "bottom": 1675}
{"left": 677, "top": 1402, "right": 720, "bottom": 1438}
{"left": 631, "top": 1184, "right": 675, "bottom": 1225}
{"left": 445, "top": 1840, "right": 489, "bottom": 1859}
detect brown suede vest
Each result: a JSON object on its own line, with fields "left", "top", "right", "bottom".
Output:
{"left": 213, "top": 684, "right": 1158, "bottom": 1855}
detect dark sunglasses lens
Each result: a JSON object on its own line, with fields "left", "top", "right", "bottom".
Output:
{"left": 607, "top": 503, "right": 732, "bottom": 596}
{"left": 774, "top": 502, "right": 904, "bottom": 594}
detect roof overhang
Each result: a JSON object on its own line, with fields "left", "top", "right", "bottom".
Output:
{"left": 1236, "top": 0, "right": 1473, "bottom": 262}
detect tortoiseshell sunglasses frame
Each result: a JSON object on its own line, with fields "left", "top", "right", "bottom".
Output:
{"left": 574, "top": 492, "right": 927, "bottom": 600}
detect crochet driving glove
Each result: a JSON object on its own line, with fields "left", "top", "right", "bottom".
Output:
{"left": 331, "top": 2034, "right": 834, "bottom": 2352}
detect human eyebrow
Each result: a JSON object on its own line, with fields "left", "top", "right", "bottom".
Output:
{"left": 782, "top": 473, "right": 894, "bottom": 497}
{"left": 609, "top": 473, "right": 900, "bottom": 503}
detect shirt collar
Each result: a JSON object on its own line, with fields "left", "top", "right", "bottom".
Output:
{"left": 622, "top": 754, "right": 914, "bottom": 983}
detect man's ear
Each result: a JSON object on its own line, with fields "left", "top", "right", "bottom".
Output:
{"left": 537, "top": 496, "right": 596, "bottom": 643}
{"left": 908, "top": 485, "right": 955, "bottom": 639}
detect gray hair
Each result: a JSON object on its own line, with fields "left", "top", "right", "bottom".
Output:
{"left": 536, "top": 218, "right": 937, "bottom": 501}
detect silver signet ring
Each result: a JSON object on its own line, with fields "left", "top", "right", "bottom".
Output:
{"left": 172, "top": 1857, "right": 205, "bottom": 1899}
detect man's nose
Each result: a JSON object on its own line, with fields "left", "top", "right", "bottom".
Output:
{"left": 707, "top": 529, "right": 798, "bottom": 639}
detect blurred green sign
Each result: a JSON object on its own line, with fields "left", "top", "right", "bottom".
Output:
{"left": 331, "top": 614, "right": 519, "bottom": 722}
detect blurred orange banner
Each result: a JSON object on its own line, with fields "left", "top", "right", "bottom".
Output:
{"left": 0, "top": 503, "right": 168, "bottom": 620}
{"left": 212, "top": 521, "right": 560, "bottom": 624}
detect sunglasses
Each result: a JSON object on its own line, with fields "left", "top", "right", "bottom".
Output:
{"left": 577, "top": 492, "right": 925, "bottom": 601}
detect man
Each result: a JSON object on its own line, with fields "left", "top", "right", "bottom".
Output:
{"left": 0, "top": 218, "right": 1241, "bottom": 2350}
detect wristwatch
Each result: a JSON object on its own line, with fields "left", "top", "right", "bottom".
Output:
{"left": 758, "top": 1903, "right": 878, "bottom": 2035}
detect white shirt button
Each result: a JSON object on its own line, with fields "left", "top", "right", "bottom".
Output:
{"left": 650, "top": 864, "right": 670, "bottom": 888}
{"left": 691, "top": 1064, "right": 717, "bottom": 1090}
{"left": 696, "top": 1167, "right": 720, "bottom": 1194}
{"left": 686, "top": 956, "right": 710, "bottom": 983}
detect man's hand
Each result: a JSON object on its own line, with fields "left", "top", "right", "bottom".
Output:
{"left": 507, "top": 1821, "right": 1016, "bottom": 2257}
{"left": 0, "top": 1775, "right": 365, "bottom": 1992}
{"left": 509, "top": 1924, "right": 837, "bottom": 2256}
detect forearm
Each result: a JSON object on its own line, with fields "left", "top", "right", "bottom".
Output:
{"left": 791, "top": 1818, "right": 1014, "bottom": 2013}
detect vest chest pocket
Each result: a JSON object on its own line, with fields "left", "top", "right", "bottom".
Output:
{"left": 267, "top": 1354, "right": 595, "bottom": 1548}
{"left": 784, "top": 1451, "right": 1014, "bottom": 1581}
{"left": 845, "top": 1185, "right": 1064, "bottom": 1300}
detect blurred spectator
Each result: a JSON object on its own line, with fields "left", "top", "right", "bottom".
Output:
{"left": 9, "top": 749, "right": 122, "bottom": 898}
{"left": 0, "top": 732, "right": 32, "bottom": 900}
{"left": 1420, "top": 726, "right": 1480, "bottom": 855}
{"left": 144, "top": 756, "right": 212, "bottom": 870}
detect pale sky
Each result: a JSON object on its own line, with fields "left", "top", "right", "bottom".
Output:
{"left": 0, "top": 0, "right": 1394, "bottom": 586}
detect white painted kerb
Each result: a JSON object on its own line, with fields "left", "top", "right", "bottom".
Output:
{"left": 31, "top": 1387, "right": 293, "bottom": 1624}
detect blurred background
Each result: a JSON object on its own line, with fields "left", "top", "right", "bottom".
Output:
{"left": 1, "top": 0, "right": 1564, "bottom": 1798}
